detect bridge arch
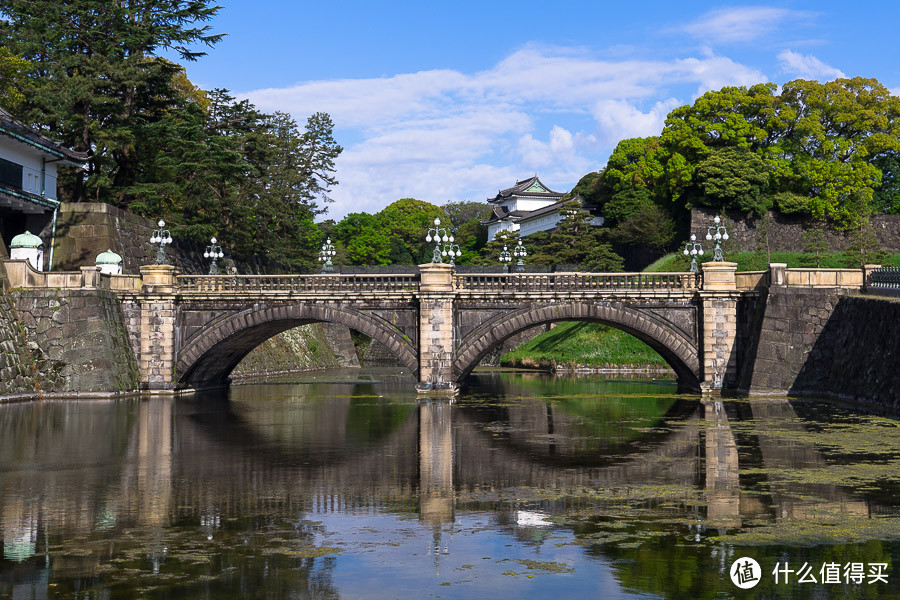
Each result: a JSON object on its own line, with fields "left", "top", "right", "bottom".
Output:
{"left": 177, "top": 303, "right": 418, "bottom": 389}
{"left": 452, "top": 302, "right": 701, "bottom": 390}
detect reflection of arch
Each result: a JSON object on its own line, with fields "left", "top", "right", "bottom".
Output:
{"left": 177, "top": 304, "right": 418, "bottom": 388}
{"left": 455, "top": 396, "right": 698, "bottom": 468}
{"left": 453, "top": 302, "right": 700, "bottom": 389}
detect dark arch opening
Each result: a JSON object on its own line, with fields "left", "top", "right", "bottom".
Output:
{"left": 177, "top": 304, "right": 419, "bottom": 390}
{"left": 452, "top": 302, "right": 701, "bottom": 391}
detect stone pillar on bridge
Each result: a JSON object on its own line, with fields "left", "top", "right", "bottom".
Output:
{"left": 700, "top": 262, "right": 738, "bottom": 391}
{"left": 418, "top": 263, "right": 455, "bottom": 389}
{"left": 138, "top": 265, "right": 178, "bottom": 391}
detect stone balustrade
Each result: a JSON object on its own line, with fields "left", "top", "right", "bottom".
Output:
{"left": 735, "top": 271, "right": 768, "bottom": 291}
{"left": 3, "top": 259, "right": 142, "bottom": 292}
{"left": 5, "top": 259, "right": 882, "bottom": 298}
{"left": 176, "top": 273, "right": 420, "bottom": 296}
{"left": 781, "top": 268, "right": 865, "bottom": 288}
{"left": 454, "top": 272, "right": 702, "bottom": 296}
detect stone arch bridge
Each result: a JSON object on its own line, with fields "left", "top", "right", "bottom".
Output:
{"left": 118, "top": 261, "right": 749, "bottom": 393}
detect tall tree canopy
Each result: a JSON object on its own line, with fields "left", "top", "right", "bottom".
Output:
{"left": 0, "top": 1, "right": 342, "bottom": 267}
{"left": 596, "top": 78, "right": 900, "bottom": 232}
{"left": 0, "top": 0, "right": 223, "bottom": 204}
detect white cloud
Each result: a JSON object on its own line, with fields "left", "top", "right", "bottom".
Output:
{"left": 242, "top": 46, "right": 767, "bottom": 219}
{"left": 777, "top": 50, "right": 845, "bottom": 80}
{"left": 681, "top": 7, "right": 811, "bottom": 44}
{"left": 592, "top": 99, "right": 681, "bottom": 145}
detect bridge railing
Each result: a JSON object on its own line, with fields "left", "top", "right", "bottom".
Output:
{"left": 454, "top": 272, "right": 702, "bottom": 293}
{"left": 867, "top": 266, "right": 900, "bottom": 289}
{"left": 176, "top": 273, "right": 420, "bottom": 294}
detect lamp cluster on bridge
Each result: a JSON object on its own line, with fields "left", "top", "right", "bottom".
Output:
{"left": 498, "top": 245, "right": 511, "bottom": 270}
{"left": 706, "top": 215, "right": 729, "bottom": 262}
{"left": 683, "top": 235, "right": 704, "bottom": 273}
{"left": 319, "top": 237, "right": 336, "bottom": 273}
{"left": 150, "top": 220, "right": 173, "bottom": 265}
{"left": 425, "top": 218, "right": 453, "bottom": 264}
{"left": 681, "top": 215, "right": 730, "bottom": 272}
{"left": 204, "top": 237, "right": 224, "bottom": 275}
{"left": 513, "top": 240, "right": 527, "bottom": 272}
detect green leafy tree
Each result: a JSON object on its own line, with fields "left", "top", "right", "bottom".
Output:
{"left": 694, "top": 147, "right": 771, "bottom": 214}
{"left": 611, "top": 204, "right": 676, "bottom": 251}
{"left": 332, "top": 212, "right": 391, "bottom": 265}
{"left": 570, "top": 171, "right": 605, "bottom": 205}
{"left": 441, "top": 201, "right": 491, "bottom": 227}
{"left": 777, "top": 78, "right": 900, "bottom": 228}
{"left": 872, "top": 151, "right": 900, "bottom": 214}
{"left": 377, "top": 198, "right": 449, "bottom": 264}
{"left": 0, "top": 46, "right": 27, "bottom": 109}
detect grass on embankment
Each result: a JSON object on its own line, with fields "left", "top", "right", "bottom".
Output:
{"left": 500, "top": 249, "right": 900, "bottom": 372}
{"left": 500, "top": 322, "right": 669, "bottom": 370}
{"left": 645, "top": 251, "right": 900, "bottom": 273}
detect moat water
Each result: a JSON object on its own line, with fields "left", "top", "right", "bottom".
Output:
{"left": 0, "top": 369, "right": 898, "bottom": 599}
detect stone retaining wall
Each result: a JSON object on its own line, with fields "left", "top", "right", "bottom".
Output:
{"left": 0, "top": 268, "right": 46, "bottom": 396}
{"left": 10, "top": 289, "right": 140, "bottom": 393}
{"left": 740, "top": 287, "right": 900, "bottom": 409}
{"left": 690, "top": 207, "right": 900, "bottom": 253}
{"left": 231, "top": 323, "right": 360, "bottom": 379}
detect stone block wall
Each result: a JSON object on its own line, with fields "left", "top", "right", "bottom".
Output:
{"left": 48, "top": 203, "right": 211, "bottom": 275}
{"left": 0, "top": 268, "right": 46, "bottom": 397}
{"left": 231, "top": 323, "right": 360, "bottom": 378}
{"left": 740, "top": 287, "right": 900, "bottom": 410}
{"left": 690, "top": 207, "right": 900, "bottom": 253}
{"left": 10, "top": 288, "right": 140, "bottom": 393}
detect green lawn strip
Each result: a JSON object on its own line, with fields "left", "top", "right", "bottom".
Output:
{"left": 646, "top": 252, "right": 900, "bottom": 273}
{"left": 500, "top": 322, "right": 668, "bottom": 368}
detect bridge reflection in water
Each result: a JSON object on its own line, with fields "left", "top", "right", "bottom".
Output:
{"left": 0, "top": 372, "right": 895, "bottom": 598}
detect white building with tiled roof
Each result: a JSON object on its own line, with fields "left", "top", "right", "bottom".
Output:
{"left": 0, "top": 107, "right": 87, "bottom": 265}
{"left": 482, "top": 175, "right": 603, "bottom": 240}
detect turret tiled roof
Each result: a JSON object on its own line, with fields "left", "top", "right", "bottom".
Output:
{"left": 487, "top": 175, "right": 565, "bottom": 204}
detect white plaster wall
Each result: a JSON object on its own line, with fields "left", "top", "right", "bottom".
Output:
{"left": 487, "top": 220, "right": 519, "bottom": 241}
{"left": 518, "top": 212, "right": 563, "bottom": 237}
{"left": 0, "top": 139, "right": 59, "bottom": 199}
{"left": 515, "top": 198, "right": 557, "bottom": 212}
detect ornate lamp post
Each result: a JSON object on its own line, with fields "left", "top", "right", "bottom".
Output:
{"left": 682, "top": 234, "right": 704, "bottom": 273}
{"left": 499, "top": 245, "right": 511, "bottom": 272}
{"left": 425, "top": 218, "right": 452, "bottom": 263}
{"left": 442, "top": 241, "right": 462, "bottom": 266}
{"left": 319, "top": 237, "right": 336, "bottom": 273}
{"left": 150, "top": 219, "right": 173, "bottom": 265}
{"left": 705, "top": 215, "right": 730, "bottom": 262}
{"left": 513, "top": 240, "right": 527, "bottom": 272}
{"left": 203, "top": 237, "right": 224, "bottom": 275}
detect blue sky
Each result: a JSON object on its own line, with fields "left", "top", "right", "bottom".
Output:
{"left": 180, "top": 1, "right": 900, "bottom": 220}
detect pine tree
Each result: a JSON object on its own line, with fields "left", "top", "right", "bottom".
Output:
{"left": 0, "top": 0, "right": 223, "bottom": 204}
